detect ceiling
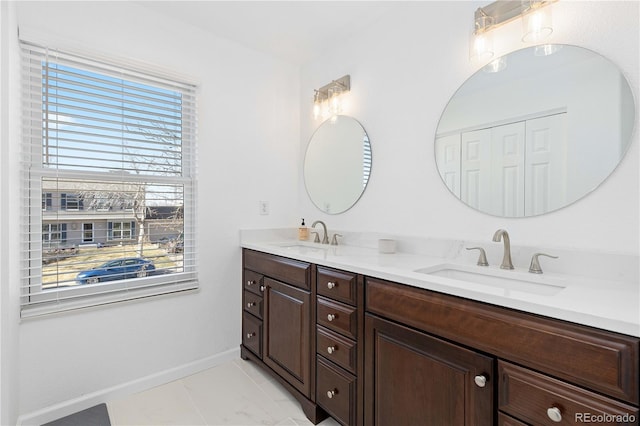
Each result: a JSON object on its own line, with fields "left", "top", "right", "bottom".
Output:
{"left": 135, "top": 1, "right": 401, "bottom": 65}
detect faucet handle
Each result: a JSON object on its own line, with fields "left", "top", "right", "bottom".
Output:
{"left": 466, "top": 247, "right": 489, "bottom": 266}
{"left": 330, "top": 234, "right": 343, "bottom": 246}
{"left": 529, "top": 253, "right": 558, "bottom": 274}
{"left": 311, "top": 231, "right": 321, "bottom": 243}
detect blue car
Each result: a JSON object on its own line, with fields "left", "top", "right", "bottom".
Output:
{"left": 76, "top": 257, "right": 155, "bottom": 285}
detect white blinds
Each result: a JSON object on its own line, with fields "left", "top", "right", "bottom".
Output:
{"left": 20, "top": 41, "right": 198, "bottom": 316}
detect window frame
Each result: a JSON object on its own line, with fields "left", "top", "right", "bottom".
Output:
{"left": 20, "top": 40, "right": 199, "bottom": 317}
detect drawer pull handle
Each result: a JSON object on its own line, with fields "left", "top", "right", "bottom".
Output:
{"left": 260, "top": 285, "right": 266, "bottom": 292}
{"left": 246, "top": 280, "right": 255, "bottom": 286}
{"left": 474, "top": 374, "right": 487, "bottom": 388}
{"left": 547, "top": 407, "right": 562, "bottom": 422}
{"left": 327, "top": 346, "right": 337, "bottom": 354}
{"left": 246, "top": 302, "right": 256, "bottom": 308}
{"left": 327, "top": 314, "right": 336, "bottom": 322}
{"left": 327, "top": 281, "right": 337, "bottom": 289}
{"left": 327, "top": 389, "right": 337, "bottom": 399}
{"left": 246, "top": 332, "right": 255, "bottom": 339}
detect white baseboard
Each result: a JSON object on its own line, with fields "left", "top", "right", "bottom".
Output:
{"left": 17, "top": 347, "right": 240, "bottom": 426}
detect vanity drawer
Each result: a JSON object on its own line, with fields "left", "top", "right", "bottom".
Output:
{"left": 243, "top": 290, "right": 263, "bottom": 319}
{"left": 366, "top": 277, "right": 639, "bottom": 404}
{"left": 499, "top": 361, "right": 639, "bottom": 426}
{"left": 317, "top": 266, "right": 357, "bottom": 305}
{"left": 317, "top": 356, "right": 356, "bottom": 426}
{"left": 244, "top": 249, "right": 311, "bottom": 290}
{"left": 317, "top": 296, "right": 357, "bottom": 340}
{"left": 243, "top": 269, "right": 263, "bottom": 296}
{"left": 497, "top": 412, "right": 529, "bottom": 426}
{"left": 317, "top": 325, "right": 357, "bottom": 374}
{"left": 242, "top": 311, "right": 262, "bottom": 358}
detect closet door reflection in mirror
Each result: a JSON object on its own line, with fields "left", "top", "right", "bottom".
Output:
{"left": 304, "top": 116, "right": 372, "bottom": 214}
{"left": 435, "top": 44, "right": 635, "bottom": 217}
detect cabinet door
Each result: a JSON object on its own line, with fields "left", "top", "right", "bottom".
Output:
{"left": 263, "top": 277, "right": 311, "bottom": 398}
{"left": 364, "top": 314, "right": 494, "bottom": 426}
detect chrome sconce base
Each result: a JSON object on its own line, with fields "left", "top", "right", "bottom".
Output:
{"left": 314, "top": 75, "right": 350, "bottom": 103}
{"left": 474, "top": 0, "right": 556, "bottom": 33}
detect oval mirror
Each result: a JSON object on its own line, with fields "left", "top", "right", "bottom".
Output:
{"left": 304, "top": 115, "right": 372, "bottom": 214}
{"left": 435, "top": 44, "right": 635, "bottom": 217}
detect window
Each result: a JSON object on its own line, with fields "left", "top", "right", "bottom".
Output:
{"left": 82, "top": 223, "right": 94, "bottom": 243}
{"left": 42, "top": 223, "right": 66, "bottom": 245}
{"left": 21, "top": 41, "right": 198, "bottom": 316}
{"left": 42, "top": 192, "right": 52, "bottom": 211}
{"left": 61, "top": 193, "right": 82, "bottom": 211}
{"left": 109, "top": 221, "right": 135, "bottom": 240}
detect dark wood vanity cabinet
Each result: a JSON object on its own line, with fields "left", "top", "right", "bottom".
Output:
{"left": 365, "top": 277, "right": 640, "bottom": 426}
{"left": 242, "top": 249, "right": 639, "bottom": 426}
{"left": 241, "top": 249, "right": 327, "bottom": 423}
{"left": 364, "top": 313, "right": 494, "bottom": 425}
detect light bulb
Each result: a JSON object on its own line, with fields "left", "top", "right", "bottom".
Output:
{"left": 522, "top": 3, "right": 553, "bottom": 43}
{"left": 313, "top": 102, "right": 321, "bottom": 120}
{"left": 328, "top": 85, "right": 343, "bottom": 116}
{"left": 469, "top": 14, "right": 494, "bottom": 63}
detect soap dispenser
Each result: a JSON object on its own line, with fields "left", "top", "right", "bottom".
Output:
{"left": 298, "top": 218, "right": 309, "bottom": 241}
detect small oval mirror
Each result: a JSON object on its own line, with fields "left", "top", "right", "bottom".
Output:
{"left": 304, "top": 116, "right": 372, "bottom": 214}
{"left": 435, "top": 44, "right": 635, "bottom": 217}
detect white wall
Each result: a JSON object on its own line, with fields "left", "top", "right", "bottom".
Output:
{"left": 299, "top": 1, "right": 639, "bottom": 255}
{"left": 2, "top": 1, "right": 639, "bottom": 424}
{"left": 2, "top": 2, "right": 300, "bottom": 424}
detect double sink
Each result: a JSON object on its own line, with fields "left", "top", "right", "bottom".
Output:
{"left": 268, "top": 241, "right": 566, "bottom": 298}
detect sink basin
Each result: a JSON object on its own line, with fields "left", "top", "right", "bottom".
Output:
{"left": 415, "top": 264, "right": 566, "bottom": 296}
{"left": 269, "top": 242, "right": 327, "bottom": 253}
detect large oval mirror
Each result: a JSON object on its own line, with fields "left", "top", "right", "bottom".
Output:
{"left": 435, "top": 44, "right": 635, "bottom": 217}
{"left": 304, "top": 115, "right": 372, "bottom": 214}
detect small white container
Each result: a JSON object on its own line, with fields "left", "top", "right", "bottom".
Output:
{"left": 378, "top": 239, "right": 396, "bottom": 254}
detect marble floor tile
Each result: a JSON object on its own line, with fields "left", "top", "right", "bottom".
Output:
{"left": 107, "top": 358, "right": 341, "bottom": 426}
{"left": 108, "top": 379, "right": 206, "bottom": 426}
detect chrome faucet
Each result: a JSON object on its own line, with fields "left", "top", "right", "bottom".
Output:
{"left": 492, "top": 229, "right": 514, "bottom": 270}
{"left": 311, "top": 220, "right": 329, "bottom": 244}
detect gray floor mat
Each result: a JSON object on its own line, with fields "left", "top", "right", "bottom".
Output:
{"left": 42, "top": 403, "right": 111, "bottom": 426}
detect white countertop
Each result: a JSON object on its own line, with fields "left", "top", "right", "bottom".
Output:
{"left": 241, "top": 230, "right": 640, "bottom": 337}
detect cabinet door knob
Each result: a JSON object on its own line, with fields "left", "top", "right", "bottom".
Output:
{"left": 246, "top": 302, "right": 256, "bottom": 308}
{"left": 327, "top": 389, "right": 337, "bottom": 399}
{"left": 547, "top": 406, "right": 562, "bottom": 422}
{"left": 246, "top": 280, "right": 255, "bottom": 286}
{"left": 260, "top": 285, "right": 266, "bottom": 292}
{"left": 327, "top": 313, "right": 336, "bottom": 322}
{"left": 474, "top": 374, "right": 488, "bottom": 388}
{"left": 246, "top": 332, "right": 255, "bottom": 339}
{"left": 327, "top": 346, "right": 337, "bottom": 354}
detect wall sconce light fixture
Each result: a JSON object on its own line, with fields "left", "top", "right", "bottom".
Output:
{"left": 470, "top": 0, "right": 555, "bottom": 64}
{"left": 312, "top": 75, "right": 350, "bottom": 120}
{"left": 470, "top": 12, "right": 495, "bottom": 62}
